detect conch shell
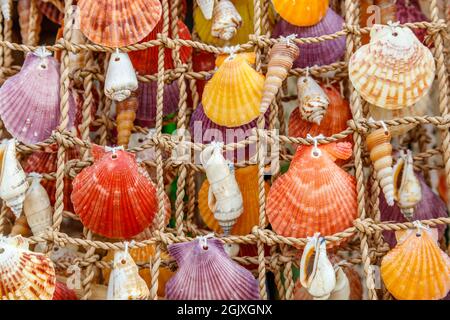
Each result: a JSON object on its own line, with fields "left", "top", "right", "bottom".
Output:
{"left": 0, "top": 139, "right": 29, "bottom": 218}
{"left": 199, "top": 142, "right": 243, "bottom": 235}
{"left": 366, "top": 128, "right": 394, "bottom": 206}
{"left": 393, "top": 150, "right": 422, "bottom": 219}
{"left": 107, "top": 248, "right": 150, "bottom": 300}
{"left": 260, "top": 38, "right": 300, "bottom": 113}
{"left": 297, "top": 76, "right": 329, "bottom": 125}
{"left": 116, "top": 90, "right": 139, "bottom": 148}
{"left": 349, "top": 24, "right": 435, "bottom": 109}
{"left": 299, "top": 234, "right": 336, "bottom": 299}
{"left": 211, "top": 0, "right": 242, "bottom": 41}
{"left": 23, "top": 173, "right": 53, "bottom": 237}
{"left": 381, "top": 225, "right": 450, "bottom": 300}
{"left": 104, "top": 51, "right": 138, "bottom": 102}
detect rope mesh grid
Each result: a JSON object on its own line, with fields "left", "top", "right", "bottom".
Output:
{"left": 0, "top": 0, "right": 448, "bottom": 300}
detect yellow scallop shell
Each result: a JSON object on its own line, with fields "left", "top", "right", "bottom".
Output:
{"left": 202, "top": 54, "right": 264, "bottom": 127}
{"left": 198, "top": 165, "right": 269, "bottom": 235}
{"left": 272, "top": 0, "right": 329, "bottom": 26}
{"left": 215, "top": 52, "right": 256, "bottom": 68}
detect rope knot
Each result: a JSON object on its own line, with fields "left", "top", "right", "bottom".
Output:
{"left": 353, "top": 218, "right": 375, "bottom": 236}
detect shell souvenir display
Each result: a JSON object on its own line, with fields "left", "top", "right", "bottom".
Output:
{"left": 78, "top": 0, "right": 162, "bottom": 47}
{"left": 199, "top": 143, "right": 243, "bottom": 234}
{"left": 273, "top": 8, "right": 346, "bottom": 68}
{"left": 266, "top": 142, "right": 357, "bottom": 240}
{"left": 0, "top": 47, "right": 75, "bottom": 144}
{"left": 107, "top": 247, "right": 150, "bottom": 300}
{"left": 366, "top": 128, "right": 395, "bottom": 206}
{"left": 0, "top": 236, "right": 56, "bottom": 300}
{"left": 165, "top": 236, "right": 259, "bottom": 299}
{"left": 349, "top": 24, "right": 435, "bottom": 109}
{"left": 380, "top": 173, "right": 448, "bottom": 248}
{"left": 198, "top": 165, "right": 270, "bottom": 235}
{"left": 260, "top": 38, "right": 300, "bottom": 113}
{"left": 211, "top": 0, "right": 242, "bottom": 41}
{"left": 381, "top": 225, "right": 450, "bottom": 300}
{"left": 202, "top": 53, "right": 264, "bottom": 127}
{"left": 272, "top": 0, "right": 329, "bottom": 27}
{"left": 0, "top": 139, "right": 29, "bottom": 218}
{"left": 297, "top": 76, "right": 330, "bottom": 125}
{"left": 71, "top": 145, "right": 158, "bottom": 239}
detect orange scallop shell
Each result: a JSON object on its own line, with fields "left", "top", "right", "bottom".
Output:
{"left": 215, "top": 52, "right": 256, "bottom": 68}
{"left": 272, "top": 0, "right": 329, "bottom": 26}
{"left": 266, "top": 143, "right": 357, "bottom": 242}
{"left": 198, "top": 165, "right": 269, "bottom": 235}
{"left": 129, "top": 19, "right": 192, "bottom": 75}
{"left": 78, "top": 0, "right": 162, "bottom": 47}
{"left": 71, "top": 144, "right": 158, "bottom": 239}
{"left": 381, "top": 228, "right": 450, "bottom": 300}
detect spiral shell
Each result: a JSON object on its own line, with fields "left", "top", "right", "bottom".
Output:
{"left": 260, "top": 40, "right": 299, "bottom": 113}
{"left": 366, "top": 128, "right": 394, "bottom": 206}
{"left": 297, "top": 76, "right": 329, "bottom": 125}
{"left": 211, "top": 0, "right": 242, "bottom": 41}
{"left": 116, "top": 91, "right": 139, "bottom": 148}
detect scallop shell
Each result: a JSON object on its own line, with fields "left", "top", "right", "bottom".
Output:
{"left": 0, "top": 48, "right": 76, "bottom": 144}
{"left": 129, "top": 19, "right": 192, "bottom": 75}
{"left": 200, "top": 143, "right": 243, "bottom": 234}
{"left": 0, "top": 236, "right": 56, "bottom": 300}
{"left": 22, "top": 144, "right": 78, "bottom": 212}
{"left": 396, "top": 0, "right": 429, "bottom": 43}
{"left": 366, "top": 128, "right": 395, "bottom": 206}
{"left": 0, "top": 139, "right": 29, "bottom": 218}
{"left": 215, "top": 51, "right": 256, "bottom": 68}
{"left": 272, "top": 0, "right": 329, "bottom": 26}
{"left": 260, "top": 41, "right": 300, "bottom": 113}
{"left": 78, "top": 0, "right": 162, "bottom": 47}
{"left": 52, "top": 281, "right": 78, "bottom": 300}
{"left": 379, "top": 173, "right": 448, "bottom": 248}
{"left": 165, "top": 237, "right": 259, "bottom": 299}
{"left": 37, "top": 0, "right": 63, "bottom": 25}
{"left": 273, "top": 8, "right": 346, "bottom": 68}
{"left": 189, "top": 103, "right": 269, "bottom": 162}
{"left": 289, "top": 84, "right": 352, "bottom": 144}
{"left": 349, "top": 24, "right": 435, "bottom": 109}
{"left": 266, "top": 143, "right": 357, "bottom": 241}
{"left": 381, "top": 227, "right": 450, "bottom": 300}
{"left": 299, "top": 235, "right": 336, "bottom": 299}
{"left": 198, "top": 165, "right": 270, "bottom": 235}
{"left": 393, "top": 150, "right": 422, "bottom": 218}
{"left": 202, "top": 54, "right": 264, "bottom": 127}
{"left": 297, "top": 76, "right": 330, "bottom": 125}
{"left": 211, "top": 0, "right": 242, "bottom": 41}
{"left": 192, "top": 50, "right": 216, "bottom": 97}
{"left": 71, "top": 144, "right": 158, "bottom": 239}
{"left": 135, "top": 81, "right": 179, "bottom": 128}
{"left": 106, "top": 249, "right": 150, "bottom": 300}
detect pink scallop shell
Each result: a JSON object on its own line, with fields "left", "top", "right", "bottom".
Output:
{"left": 273, "top": 8, "right": 346, "bottom": 68}
{"left": 379, "top": 173, "right": 448, "bottom": 248}
{"left": 189, "top": 103, "right": 269, "bottom": 162}
{"left": 0, "top": 52, "right": 75, "bottom": 144}
{"left": 135, "top": 81, "right": 179, "bottom": 128}
{"left": 165, "top": 238, "right": 260, "bottom": 300}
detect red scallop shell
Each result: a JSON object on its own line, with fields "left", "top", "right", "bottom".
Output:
{"left": 71, "top": 144, "right": 158, "bottom": 239}
{"left": 192, "top": 50, "right": 216, "bottom": 97}
{"left": 52, "top": 281, "right": 78, "bottom": 300}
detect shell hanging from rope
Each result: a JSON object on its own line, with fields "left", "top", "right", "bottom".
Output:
{"left": 104, "top": 51, "right": 138, "bottom": 102}
{"left": 71, "top": 144, "right": 158, "bottom": 239}
{"left": 272, "top": 0, "right": 329, "bottom": 26}
{"left": 0, "top": 236, "right": 56, "bottom": 300}
{"left": 211, "top": 0, "right": 243, "bottom": 41}
{"left": 349, "top": 24, "right": 435, "bottom": 109}
{"left": 381, "top": 227, "right": 450, "bottom": 300}
{"left": 0, "top": 139, "right": 29, "bottom": 218}
{"left": 202, "top": 53, "right": 264, "bottom": 127}
{"left": 78, "top": 0, "right": 162, "bottom": 47}
{"left": 366, "top": 128, "right": 395, "bottom": 206}
{"left": 165, "top": 237, "right": 259, "bottom": 299}
{"left": 297, "top": 76, "right": 330, "bottom": 125}
{"left": 116, "top": 90, "right": 139, "bottom": 148}
{"left": 260, "top": 39, "right": 300, "bottom": 114}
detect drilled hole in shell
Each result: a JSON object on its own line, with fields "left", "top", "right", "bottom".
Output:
{"left": 53, "top": 247, "right": 59, "bottom": 252}
{"left": 40, "top": 64, "right": 47, "bottom": 69}
{"left": 392, "top": 32, "right": 398, "bottom": 37}
{"left": 0, "top": 248, "right": 4, "bottom": 254}
{"left": 111, "top": 154, "right": 118, "bottom": 160}
{"left": 114, "top": 57, "right": 121, "bottom": 62}
{"left": 121, "top": 259, "right": 126, "bottom": 265}
{"left": 138, "top": 138, "right": 144, "bottom": 143}
{"left": 416, "top": 233, "right": 422, "bottom": 237}
{"left": 202, "top": 245, "right": 209, "bottom": 251}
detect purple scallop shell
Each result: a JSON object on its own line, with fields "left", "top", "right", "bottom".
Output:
{"left": 190, "top": 103, "right": 269, "bottom": 162}
{"left": 396, "top": 0, "right": 429, "bottom": 43}
{"left": 0, "top": 52, "right": 76, "bottom": 144}
{"left": 379, "top": 173, "right": 448, "bottom": 248}
{"left": 135, "top": 81, "right": 179, "bottom": 128}
{"left": 165, "top": 238, "right": 260, "bottom": 300}
{"left": 273, "top": 8, "right": 346, "bottom": 69}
